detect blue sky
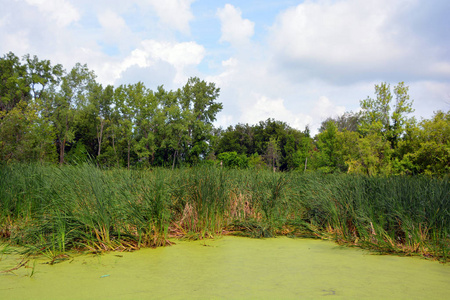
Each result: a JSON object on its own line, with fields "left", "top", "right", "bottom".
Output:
{"left": 1, "top": 0, "right": 449, "bottom": 134}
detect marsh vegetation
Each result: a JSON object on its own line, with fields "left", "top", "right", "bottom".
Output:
{"left": 1, "top": 163, "right": 448, "bottom": 262}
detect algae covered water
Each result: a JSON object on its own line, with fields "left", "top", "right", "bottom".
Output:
{"left": 1, "top": 236, "right": 449, "bottom": 299}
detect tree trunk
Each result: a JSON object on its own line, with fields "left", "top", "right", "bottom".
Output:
{"left": 127, "top": 140, "right": 131, "bottom": 169}
{"left": 110, "top": 128, "right": 119, "bottom": 168}
{"left": 97, "top": 120, "right": 104, "bottom": 157}
{"left": 59, "top": 138, "right": 65, "bottom": 165}
{"left": 172, "top": 150, "right": 177, "bottom": 170}
{"left": 60, "top": 115, "right": 69, "bottom": 165}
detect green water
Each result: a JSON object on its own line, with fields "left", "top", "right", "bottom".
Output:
{"left": 1, "top": 237, "right": 449, "bottom": 299}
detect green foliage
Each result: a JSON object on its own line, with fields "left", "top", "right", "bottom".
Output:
{"left": 179, "top": 77, "right": 222, "bottom": 165}
{"left": 320, "top": 111, "right": 362, "bottom": 132}
{"left": 346, "top": 133, "right": 393, "bottom": 176}
{"left": 264, "top": 137, "right": 281, "bottom": 171}
{"left": 217, "top": 151, "right": 249, "bottom": 168}
{"left": 214, "top": 119, "right": 311, "bottom": 171}
{"left": 1, "top": 52, "right": 449, "bottom": 176}
{"left": 0, "top": 52, "right": 225, "bottom": 168}
{"left": 0, "top": 52, "right": 31, "bottom": 112}
{"left": 410, "top": 110, "right": 450, "bottom": 175}
{"left": 313, "top": 121, "right": 344, "bottom": 173}
{"left": 316, "top": 82, "right": 449, "bottom": 177}
{"left": 65, "top": 141, "right": 89, "bottom": 164}
{"left": 248, "top": 153, "right": 264, "bottom": 169}
{"left": 0, "top": 101, "right": 55, "bottom": 162}
{"left": 359, "top": 82, "right": 414, "bottom": 148}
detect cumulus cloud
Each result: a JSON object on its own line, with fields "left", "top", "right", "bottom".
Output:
{"left": 269, "top": 0, "right": 449, "bottom": 83}
{"left": 98, "top": 10, "right": 127, "bottom": 32}
{"left": 2, "top": 0, "right": 448, "bottom": 134}
{"left": 117, "top": 62, "right": 177, "bottom": 89}
{"left": 309, "top": 96, "right": 346, "bottom": 131}
{"left": 97, "top": 10, "right": 129, "bottom": 43}
{"left": 272, "top": 0, "right": 402, "bottom": 63}
{"left": 409, "top": 81, "right": 450, "bottom": 118}
{"left": 207, "top": 58, "right": 238, "bottom": 89}
{"left": 115, "top": 40, "right": 205, "bottom": 84}
{"left": 147, "top": 0, "right": 194, "bottom": 34}
{"left": 1, "top": 29, "right": 30, "bottom": 55}
{"left": 215, "top": 114, "right": 234, "bottom": 129}
{"left": 24, "top": 0, "right": 80, "bottom": 27}
{"left": 208, "top": 53, "right": 354, "bottom": 134}
{"left": 217, "top": 4, "right": 255, "bottom": 47}
{"left": 241, "top": 94, "right": 313, "bottom": 129}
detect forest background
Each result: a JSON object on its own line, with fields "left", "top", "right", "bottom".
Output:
{"left": 1, "top": 52, "right": 449, "bottom": 176}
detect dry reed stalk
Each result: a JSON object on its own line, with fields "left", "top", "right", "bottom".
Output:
{"left": 0, "top": 258, "right": 29, "bottom": 273}
{"left": 228, "top": 192, "right": 253, "bottom": 219}
{"left": 180, "top": 202, "right": 197, "bottom": 230}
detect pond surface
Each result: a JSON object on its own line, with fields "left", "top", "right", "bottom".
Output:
{"left": 1, "top": 236, "right": 449, "bottom": 299}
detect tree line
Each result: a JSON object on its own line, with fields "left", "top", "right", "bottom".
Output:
{"left": 0, "top": 52, "right": 222, "bottom": 168}
{"left": 1, "top": 52, "right": 449, "bottom": 175}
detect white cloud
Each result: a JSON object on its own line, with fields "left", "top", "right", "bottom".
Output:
{"left": 23, "top": 0, "right": 80, "bottom": 27}
{"left": 429, "top": 62, "right": 450, "bottom": 77}
{"left": 98, "top": 10, "right": 128, "bottom": 38}
{"left": 238, "top": 93, "right": 346, "bottom": 135}
{"left": 142, "top": 40, "right": 204, "bottom": 67}
{"left": 272, "top": 0, "right": 401, "bottom": 63}
{"left": 215, "top": 114, "right": 234, "bottom": 129}
{"left": 1, "top": 30, "right": 30, "bottom": 54}
{"left": 222, "top": 57, "right": 238, "bottom": 68}
{"left": 147, "top": 0, "right": 194, "bottom": 34}
{"left": 209, "top": 54, "right": 354, "bottom": 134}
{"left": 310, "top": 96, "right": 346, "bottom": 133}
{"left": 206, "top": 58, "right": 238, "bottom": 88}
{"left": 269, "top": 0, "right": 445, "bottom": 82}
{"left": 312, "top": 96, "right": 346, "bottom": 120}
{"left": 241, "top": 93, "right": 313, "bottom": 130}
{"left": 409, "top": 81, "right": 450, "bottom": 118}
{"left": 2, "top": 0, "right": 448, "bottom": 136}
{"left": 96, "top": 10, "right": 140, "bottom": 55}
{"left": 115, "top": 40, "right": 205, "bottom": 84}
{"left": 217, "top": 4, "right": 255, "bottom": 47}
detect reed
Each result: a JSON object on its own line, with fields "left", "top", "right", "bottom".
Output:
{"left": 0, "top": 163, "right": 448, "bottom": 262}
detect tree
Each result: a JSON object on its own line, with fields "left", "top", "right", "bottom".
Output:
{"left": 96, "top": 84, "right": 114, "bottom": 158}
{"left": 217, "top": 151, "right": 249, "bottom": 168}
{"left": 133, "top": 83, "right": 159, "bottom": 166}
{"left": 215, "top": 124, "right": 254, "bottom": 155}
{"left": 115, "top": 84, "right": 137, "bottom": 169}
{"left": 282, "top": 127, "right": 311, "bottom": 170}
{"left": 319, "top": 111, "right": 362, "bottom": 133}
{"left": 0, "top": 52, "right": 30, "bottom": 112}
{"left": 154, "top": 87, "right": 186, "bottom": 168}
{"left": 346, "top": 133, "right": 393, "bottom": 176}
{"left": 313, "top": 121, "right": 344, "bottom": 173}
{"left": 101, "top": 94, "right": 122, "bottom": 167}
{"left": 409, "top": 110, "right": 450, "bottom": 175}
{"left": 390, "top": 83, "right": 414, "bottom": 148}
{"left": 264, "top": 137, "right": 281, "bottom": 171}
{"left": 24, "top": 54, "right": 63, "bottom": 102}
{"left": 179, "top": 77, "right": 222, "bottom": 165}
{"left": 360, "top": 82, "right": 414, "bottom": 149}
{"left": 49, "top": 63, "right": 96, "bottom": 164}
{"left": 79, "top": 82, "right": 115, "bottom": 162}
{"left": 0, "top": 53, "right": 60, "bottom": 163}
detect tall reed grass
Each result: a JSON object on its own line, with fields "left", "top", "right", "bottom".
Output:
{"left": 0, "top": 163, "right": 448, "bottom": 262}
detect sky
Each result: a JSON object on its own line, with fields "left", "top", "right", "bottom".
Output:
{"left": 1, "top": 0, "right": 449, "bottom": 134}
